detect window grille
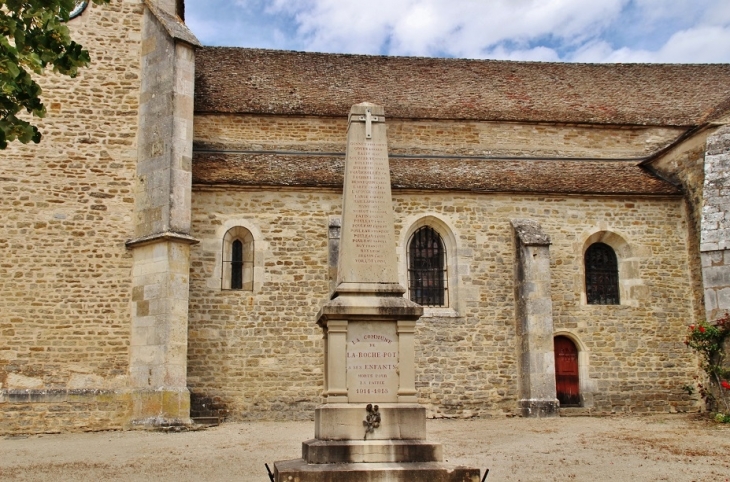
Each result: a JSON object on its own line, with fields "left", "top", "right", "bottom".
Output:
{"left": 585, "top": 242, "right": 619, "bottom": 305}
{"left": 407, "top": 226, "right": 447, "bottom": 307}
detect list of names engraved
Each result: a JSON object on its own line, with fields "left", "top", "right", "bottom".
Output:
{"left": 347, "top": 141, "right": 391, "bottom": 267}
{"left": 347, "top": 321, "right": 399, "bottom": 403}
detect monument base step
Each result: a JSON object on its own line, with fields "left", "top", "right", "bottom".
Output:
{"left": 274, "top": 459, "right": 481, "bottom": 482}
{"left": 303, "top": 438, "right": 442, "bottom": 463}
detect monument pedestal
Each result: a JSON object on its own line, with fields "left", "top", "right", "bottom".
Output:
{"left": 302, "top": 437, "right": 442, "bottom": 464}
{"left": 274, "top": 401, "right": 479, "bottom": 480}
{"left": 315, "top": 403, "right": 426, "bottom": 440}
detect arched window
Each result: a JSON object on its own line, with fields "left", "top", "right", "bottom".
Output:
{"left": 407, "top": 226, "right": 447, "bottom": 307}
{"left": 222, "top": 227, "right": 254, "bottom": 290}
{"left": 585, "top": 242, "right": 619, "bottom": 305}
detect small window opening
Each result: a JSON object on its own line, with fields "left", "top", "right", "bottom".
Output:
{"left": 231, "top": 240, "right": 244, "bottom": 290}
{"left": 176, "top": 0, "right": 185, "bottom": 21}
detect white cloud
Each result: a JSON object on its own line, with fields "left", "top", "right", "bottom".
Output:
{"left": 572, "top": 26, "right": 730, "bottom": 63}
{"left": 700, "top": 0, "right": 730, "bottom": 25}
{"left": 264, "top": 0, "right": 628, "bottom": 57}
{"left": 569, "top": 41, "right": 617, "bottom": 63}
{"left": 486, "top": 45, "right": 561, "bottom": 62}
{"left": 186, "top": 0, "right": 730, "bottom": 63}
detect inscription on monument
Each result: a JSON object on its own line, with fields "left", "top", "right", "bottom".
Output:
{"left": 347, "top": 141, "right": 391, "bottom": 266}
{"left": 347, "top": 321, "right": 399, "bottom": 402}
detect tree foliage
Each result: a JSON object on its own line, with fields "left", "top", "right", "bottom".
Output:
{"left": 0, "top": 0, "right": 109, "bottom": 149}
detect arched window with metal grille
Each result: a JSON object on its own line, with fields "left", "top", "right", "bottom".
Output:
{"left": 585, "top": 242, "right": 619, "bottom": 305}
{"left": 407, "top": 226, "right": 447, "bottom": 307}
{"left": 222, "top": 227, "right": 254, "bottom": 291}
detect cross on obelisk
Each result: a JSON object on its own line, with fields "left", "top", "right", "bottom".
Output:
{"left": 334, "top": 103, "right": 403, "bottom": 297}
{"left": 355, "top": 107, "right": 380, "bottom": 139}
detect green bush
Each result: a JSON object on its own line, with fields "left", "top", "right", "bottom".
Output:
{"left": 685, "top": 314, "right": 730, "bottom": 422}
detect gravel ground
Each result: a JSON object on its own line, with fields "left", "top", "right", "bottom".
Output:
{"left": 1, "top": 414, "right": 729, "bottom": 481}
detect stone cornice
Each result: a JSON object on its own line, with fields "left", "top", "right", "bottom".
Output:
{"left": 125, "top": 231, "right": 199, "bottom": 249}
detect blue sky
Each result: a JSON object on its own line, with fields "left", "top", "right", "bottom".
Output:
{"left": 184, "top": 0, "right": 730, "bottom": 63}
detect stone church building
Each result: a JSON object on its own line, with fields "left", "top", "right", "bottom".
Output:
{"left": 2, "top": 0, "right": 730, "bottom": 433}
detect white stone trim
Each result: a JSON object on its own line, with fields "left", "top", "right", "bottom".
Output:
{"left": 577, "top": 228, "right": 644, "bottom": 307}
{"left": 204, "top": 218, "right": 266, "bottom": 292}
{"left": 553, "top": 330, "right": 597, "bottom": 407}
{"left": 398, "top": 214, "right": 462, "bottom": 315}
{"left": 221, "top": 226, "right": 255, "bottom": 291}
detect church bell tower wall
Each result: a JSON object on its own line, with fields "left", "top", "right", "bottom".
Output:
{"left": 0, "top": 0, "right": 200, "bottom": 434}
{"left": 0, "top": 2, "right": 145, "bottom": 434}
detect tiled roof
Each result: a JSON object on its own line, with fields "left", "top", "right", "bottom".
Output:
{"left": 194, "top": 47, "right": 730, "bottom": 126}
{"left": 192, "top": 152, "right": 680, "bottom": 195}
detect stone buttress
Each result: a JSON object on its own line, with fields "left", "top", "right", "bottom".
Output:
{"left": 124, "top": 1, "right": 200, "bottom": 428}
{"left": 511, "top": 219, "right": 559, "bottom": 417}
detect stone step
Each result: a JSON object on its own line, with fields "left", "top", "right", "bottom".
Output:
{"left": 274, "top": 459, "right": 481, "bottom": 482}
{"left": 559, "top": 407, "right": 593, "bottom": 417}
{"left": 190, "top": 409, "right": 217, "bottom": 417}
{"left": 191, "top": 416, "right": 220, "bottom": 426}
{"left": 303, "top": 438, "right": 443, "bottom": 464}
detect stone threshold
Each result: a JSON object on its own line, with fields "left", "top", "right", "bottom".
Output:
{"left": 559, "top": 407, "right": 595, "bottom": 417}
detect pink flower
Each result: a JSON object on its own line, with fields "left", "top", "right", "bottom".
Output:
{"left": 721, "top": 381, "right": 730, "bottom": 390}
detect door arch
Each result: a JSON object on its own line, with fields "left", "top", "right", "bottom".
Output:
{"left": 554, "top": 336, "right": 580, "bottom": 406}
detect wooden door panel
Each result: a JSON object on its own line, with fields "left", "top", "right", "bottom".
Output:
{"left": 554, "top": 336, "right": 580, "bottom": 406}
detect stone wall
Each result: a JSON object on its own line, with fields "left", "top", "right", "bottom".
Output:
{"left": 700, "top": 126, "right": 730, "bottom": 321}
{"left": 188, "top": 187, "right": 699, "bottom": 419}
{"left": 649, "top": 128, "right": 723, "bottom": 324}
{"left": 0, "top": 1, "right": 144, "bottom": 434}
{"left": 194, "top": 114, "right": 685, "bottom": 159}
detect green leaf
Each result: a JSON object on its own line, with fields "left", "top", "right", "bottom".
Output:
{"left": 0, "top": 0, "right": 110, "bottom": 148}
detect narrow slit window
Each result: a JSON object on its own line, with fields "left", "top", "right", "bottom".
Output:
{"left": 407, "top": 226, "right": 447, "bottom": 307}
{"left": 222, "top": 227, "right": 254, "bottom": 291}
{"left": 585, "top": 242, "right": 619, "bottom": 305}
{"left": 231, "top": 240, "right": 244, "bottom": 290}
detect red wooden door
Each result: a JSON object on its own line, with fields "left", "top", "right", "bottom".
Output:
{"left": 554, "top": 336, "right": 580, "bottom": 406}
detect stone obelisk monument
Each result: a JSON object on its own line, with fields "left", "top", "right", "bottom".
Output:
{"left": 274, "top": 103, "right": 480, "bottom": 481}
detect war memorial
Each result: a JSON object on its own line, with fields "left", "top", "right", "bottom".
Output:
{"left": 273, "top": 103, "right": 481, "bottom": 480}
